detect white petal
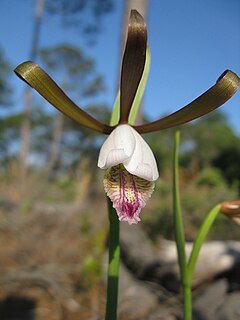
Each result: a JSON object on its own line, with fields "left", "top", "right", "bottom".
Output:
{"left": 98, "top": 124, "right": 159, "bottom": 182}
{"left": 123, "top": 126, "right": 159, "bottom": 181}
{"left": 97, "top": 124, "right": 136, "bottom": 169}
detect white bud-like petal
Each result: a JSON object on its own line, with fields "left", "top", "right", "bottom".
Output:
{"left": 98, "top": 124, "right": 159, "bottom": 181}
{"left": 97, "top": 124, "right": 135, "bottom": 169}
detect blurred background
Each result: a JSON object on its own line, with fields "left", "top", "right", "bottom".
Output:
{"left": 0, "top": 0, "right": 240, "bottom": 319}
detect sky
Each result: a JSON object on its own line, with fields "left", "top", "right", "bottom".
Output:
{"left": 0, "top": 0, "right": 240, "bottom": 133}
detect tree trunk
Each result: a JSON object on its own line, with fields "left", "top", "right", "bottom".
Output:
{"left": 19, "top": 0, "right": 45, "bottom": 184}
{"left": 49, "top": 112, "right": 64, "bottom": 171}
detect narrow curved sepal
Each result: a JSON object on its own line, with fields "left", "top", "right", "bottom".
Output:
{"left": 119, "top": 9, "right": 147, "bottom": 124}
{"left": 104, "top": 164, "right": 154, "bottom": 224}
{"left": 14, "top": 61, "right": 113, "bottom": 134}
{"left": 134, "top": 70, "right": 240, "bottom": 134}
{"left": 110, "top": 45, "right": 151, "bottom": 127}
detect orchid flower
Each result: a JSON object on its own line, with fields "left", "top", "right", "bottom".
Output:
{"left": 14, "top": 10, "right": 240, "bottom": 224}
{"left": 220, "top": 200, "right": 240, "bottom": 225}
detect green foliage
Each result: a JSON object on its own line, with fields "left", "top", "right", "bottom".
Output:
{"left": 213, "top": 145, "right": 240, "bottom": 187}
{"left": 56, "top": 175, "right": 77, "bottom": 200}
{"left": 145, "top": 111, "right": 240, "bottom": 189}
{"left": 20, "top": 197, "right": 34, "bottom": 215}
{"left": 0, "top": 47, "right": 12, "bottom": 106}
{"left": 37, "top": 44, "right": 108, "bottom": 172}
{"left": 0, "top": 113, "right": 23, "bottom": 163}
{"left": 79, "top": 226, "right": 106, "bottom": 289}
{"left": 45, "top": 0, "right": 113, "bottom": 39}
{"left": 79, "top": 215, "right": 92, "bottom": 234}
{"left": 180, "top": 111, "right": 240, "bottom": 167}
{"left": 144, "top": 173, "right": 238, "bottom": 241}
{"left": 80, "top": 254, "right": 102, "bottom": 289}
{"left": 197, "top": 167, "right": 226, "bottom": 188}
{"left": 180, "top": 175, "right": 237, "bottom": 237}
{"left": 145, "top": 128, "right": 175, "bottom": 172}
{"left": 143, "top": 179, "right": 173, "bottom": 239}
{"left": 40, "top": 43, "right": 105, "bottom": 98}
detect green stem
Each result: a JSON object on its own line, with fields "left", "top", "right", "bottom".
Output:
{"left": 105, "top": 197, "right": 120, "bottom": 320}
{"left": 104, "top": 45, "right": 150, "bottom": 319}
{"left": 173, "top": 131, "right": 192, "bottom": 320}
{"left": 187, "top": 204, "right": 221, "bottom": 282}
{"left": 183, "top": 285, "right": 192, "bottom": 320}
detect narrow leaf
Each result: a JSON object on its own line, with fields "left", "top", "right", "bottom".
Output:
{"left": 135, "top": 70, "right": 240, "bottom": 134}
{"left": 119, "top": 9, "right": 147, "bottom": 124}
{"left": 14, "top": 61, "right": 113, "bottom": 134}
{"left": 187, "top": 204, "right": 220, "bottom": 281}
{"left": 173, "top": 131, "right": 192, "bottom": 318}
{"left": 173, "top": 131, "right": 188, "bottom": 281}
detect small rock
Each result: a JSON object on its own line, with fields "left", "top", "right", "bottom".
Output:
{"left": 118, "top": 263, "right": 158, "bottom": 319}
{"left": 215, "top": 291, "right": 240, "bottom": 320}
{"left": 193, "top": 279, "right": 228, "bottom": 320}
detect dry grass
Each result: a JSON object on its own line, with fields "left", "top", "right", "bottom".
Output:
{"left": 0, "top": 165, "right": 112, "bottom": 319}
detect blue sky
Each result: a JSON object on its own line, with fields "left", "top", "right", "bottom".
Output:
{"left": 1, "top": 0, "right": 240, "bottom": 133}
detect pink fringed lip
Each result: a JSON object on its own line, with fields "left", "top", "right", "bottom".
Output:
{"left": 103, "top": 165, "right": 155, "bottom": 224}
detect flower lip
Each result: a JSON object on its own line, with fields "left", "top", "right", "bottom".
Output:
{"left": 103, "top": 164, "right": 155, "bottom": 224}
{"left": 97, "top": 124, "right": 159, "bottom": 182}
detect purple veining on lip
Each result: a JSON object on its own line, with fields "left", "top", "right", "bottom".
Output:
{"left": 118, "top": 166, "right": 141, "bottom": 221}
{"left": 103, "top": 164, "right": 155, "bottom": 224}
